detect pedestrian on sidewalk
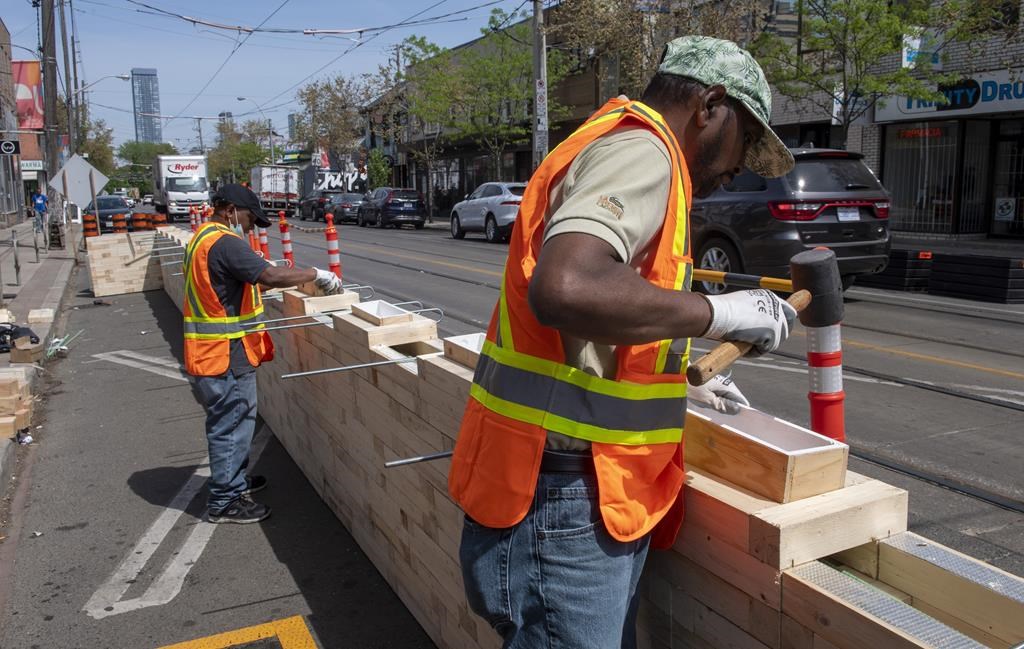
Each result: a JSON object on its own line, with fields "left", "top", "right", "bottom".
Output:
{"left": 31, "top": 190, "right": 48, "bottom": 233}
{"left": 183, "top": 183, "right": 344, "bottom": 524}
{"left": 450, "top": 36, "right": 797, "bottom": 648}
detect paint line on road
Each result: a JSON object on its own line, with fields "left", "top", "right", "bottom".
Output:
{"left": 84, "top": 430, "right": 271, "bottom": 619}
{"left": 690, "top": 346, "right": 903, "bottom": 386}
{"left": 92, "top": 351, "right": 189, "bottom": 382}
{"left": 157, "top": 615, "right": 317, "bottom": 649}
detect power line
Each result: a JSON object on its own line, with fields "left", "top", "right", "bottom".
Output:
{"left": 257, "top": 0, "right": 454, "bottom": 108}
{"left": 161, "top": 0, "right": 292, "bottom": 127}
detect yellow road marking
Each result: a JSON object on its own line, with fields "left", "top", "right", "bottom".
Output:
{"left": 156, "top": 615, "right": 317, "bottom": 649}
{"left": 793, "top": 330, "right": 1024, "bottom": 381}
{"left": 340, "top": 240, "right": 504, "bottom": 277}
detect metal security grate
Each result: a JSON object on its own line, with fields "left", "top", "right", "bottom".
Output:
{"left": 789, "top": 561, "right": 986, "bottom": 649}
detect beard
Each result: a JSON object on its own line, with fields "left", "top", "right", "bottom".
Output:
{"left": 691, "top": 122, "right": 733, "bottom": 199}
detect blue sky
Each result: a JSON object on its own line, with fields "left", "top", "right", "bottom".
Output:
{"left": 4, "top": 0, "right": 532, "bottom": 149}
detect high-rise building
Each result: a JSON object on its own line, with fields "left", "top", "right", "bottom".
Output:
{"left": 131, "top": 68, "right": 162, "bottom": 143}
{"left": 288, "top": 112, "right": 300, "bottom": 142}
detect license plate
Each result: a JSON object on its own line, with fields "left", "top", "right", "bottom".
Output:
{"left": 402, "top": 204, "right": 413, "bottom": 210}
{"left": 837, "top": 207, "right": 860, "bottom": 222}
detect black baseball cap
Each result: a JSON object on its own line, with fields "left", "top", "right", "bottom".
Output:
{"left": 213, "top": 184, "right": 271, "bottom": 227}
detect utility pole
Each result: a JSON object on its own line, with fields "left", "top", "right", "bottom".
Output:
{"left": 195, "top": 118, "right": 205, "bottom": 154}
{"left": 69, "top": 0, "right": 83, "bottom": 150}
{"left": 41, "top": 0, "right": 60, "bottom": 179}
{"left": 58, "top": 0, "right": 74, "bottom": 155}
{"left": 532, "top": 0, "right": 549, "bottom": 171}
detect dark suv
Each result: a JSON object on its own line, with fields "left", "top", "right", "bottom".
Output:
{"left": 357, "top": 187, "right": 426, "bottom": 229}
{"left": 325, "top": 192, "right": 366, "bottom": 224}
{"left": 691, "top": 149, "right": 891, "bottom": 293}
{"left": 298, "top": 190, "right": 341, "bottom": 221}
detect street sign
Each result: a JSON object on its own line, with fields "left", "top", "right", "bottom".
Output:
{"left": 0, "top": 140, "right": 20, "bottom": 155}
{"left": 48, "top": 154, "right": 109, "bottom": 207}
{"left": 20, "top": 160, "right": 43, "bottom": 171}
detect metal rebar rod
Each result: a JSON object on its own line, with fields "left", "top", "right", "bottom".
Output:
{"left": 384, "top": 450, "right": 454, "bottom": 468}
{"left": 12, "top": 232, "right": 20, "bottom": 286}
{"left": 281, "top": 352, "right": 443, "bottom": 380}
{"left": 253, "top": 318, "right": 333, "bottom": 333}
{"left": 150, "top": 252, "right": 185, "bottom": 259}
{"left": 162, "top": 260, "right": 184, "bottom": 267}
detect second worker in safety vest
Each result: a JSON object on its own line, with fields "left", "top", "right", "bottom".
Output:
{"left": 451, "top": 36, "right": 798, "bottom": 648}
{"left": 183, "top": 184, "right": 343, "bottom": 524}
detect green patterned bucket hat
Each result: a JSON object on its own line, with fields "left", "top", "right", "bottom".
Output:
{"left": 658, "top": 36, "right": 794, "bottom": 178}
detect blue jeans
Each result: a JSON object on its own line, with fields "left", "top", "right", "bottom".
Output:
{"left": 192, "top": 371, "right": 257, "bottom": 511}
{"left": 460, "top": 472, "right": 651, "bottom": 649}
{"left": 34, "top": 210, "right": 45, "bottom": 233}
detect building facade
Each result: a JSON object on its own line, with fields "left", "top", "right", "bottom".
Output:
{"left": 0, "top": 19, "right": 25, "bottom": 226}
{"left": 131, "top": 68, "right": 162, "bottom": 143}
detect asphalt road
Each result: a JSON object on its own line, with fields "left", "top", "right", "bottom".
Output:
{"left": 0, "top": 267, "right": 435, "bottom": 648}
{"left": 1, "top": 216, "right": 1021, "bottom": 648}
{"left": 278, "top": 218, "right": 1024, "bottom": 577}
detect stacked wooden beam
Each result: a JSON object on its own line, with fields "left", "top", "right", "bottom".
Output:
{"left": 85, "top": 232, "right": 165, "bottom": 297}
{"left": 0, "top": 367, "right": 34, "bottom": 437}
{"left": 157, "top": 258, "right": 1024, "bottom": 649}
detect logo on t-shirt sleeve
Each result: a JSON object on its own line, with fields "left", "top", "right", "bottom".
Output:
{"left": 596, "top": 195, "right": 625, "bottom": 219}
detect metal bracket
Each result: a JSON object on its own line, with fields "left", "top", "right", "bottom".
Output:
{"left": 410, "top": 307, "right": 444, "bottom": 323}
{"left": 281, "top": 352, "right": 443, "bottom": 380}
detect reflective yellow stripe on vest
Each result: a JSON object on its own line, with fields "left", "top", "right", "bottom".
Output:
{"left": 473, "top": 341, "right": 686, "bottom": 445}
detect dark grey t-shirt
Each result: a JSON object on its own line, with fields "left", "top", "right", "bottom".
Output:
{"left": 206, "top": 233, "right": 270, "bottom": 375}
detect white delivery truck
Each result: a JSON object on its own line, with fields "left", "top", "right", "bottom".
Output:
{"left": 153, "top": 155, "right": 210, "bottom": 221}
{"left": 250, "top": 165, "right": 299, "bottom": 215}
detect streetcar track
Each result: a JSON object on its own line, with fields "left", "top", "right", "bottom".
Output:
{"left": 838, "top": 321, "right": 1024, "bottom": 360}
{"left": 264, "top": 222, "right": 1024, "bottom": 511}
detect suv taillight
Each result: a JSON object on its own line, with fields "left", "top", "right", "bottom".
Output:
{"left": 768, "top": 201, "right": 824, "bottom": 221}
{"left": 384, "top": 191, "right": 394, "bottom": 203}
{"left": 501, "top": 200, "right": 521, "bottom": 206}
{"left": 318, "top": 197, "right": 326, "bottom": 204}
{"left": 874, "top": 201, "right": 890, "bottom": 218}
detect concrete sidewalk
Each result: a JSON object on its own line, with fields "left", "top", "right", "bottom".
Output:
{"left": 0, "top": 218, "right": 79, "bottom": 500}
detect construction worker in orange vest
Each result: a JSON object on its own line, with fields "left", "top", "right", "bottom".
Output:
{"left": 450, "top": 37, "right": 797, "bottom": 647}
{"left": 183, "top": 184, "right": 343, "bottom": 524}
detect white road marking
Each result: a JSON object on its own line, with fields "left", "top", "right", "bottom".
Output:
{"left": 92, "top": 350, "right": 188, "bottom": 382}
{"left": 689, "top": 347, "right": 903, "bottom": 386}
{"left": 84, "top": 430, "right": 271, "bottom": 619}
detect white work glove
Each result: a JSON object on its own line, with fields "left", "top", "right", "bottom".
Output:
{"left": 688, "top": 374, "right": 749, "bottom": 415}
{"left": 312, "top": 267, "right": 343, "bottom": 295}
{"left": 702, "top": 289, "right": 797, "bottom": 356}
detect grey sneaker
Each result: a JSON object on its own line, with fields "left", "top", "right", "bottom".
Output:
{"left": 208, "top": 495, "right": 271, "bottom": 524}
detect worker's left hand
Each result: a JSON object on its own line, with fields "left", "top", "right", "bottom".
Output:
{"left": 312, "top": 267, "right": 343, "bottom": 295}
{"left": 688, "top": 374, "right": 749, "bottom": 415}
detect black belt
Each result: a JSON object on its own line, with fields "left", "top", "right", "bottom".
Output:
{"left": 540, "top": 450, "right": 594, "bottom": 475}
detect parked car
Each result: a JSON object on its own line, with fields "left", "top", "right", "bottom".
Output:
{"left": 84, "top": 196, "right": 134, "bottom": 232}
{"left": 690, "top": 148, "right": 891, "bottom": 293}
{"left": 325, "top": 192, "right": 366, "bottom": 224}
{"left": 357, "top": 188, "right": 426, "bottom": 229}
{"left": 298, "top": 189, "right": 342, "bottom": 221}
{"left": 142, "top": 194, "right": 154, "bottom": 206}
{"left": 450, "top": 182, "right": 526, "bottom": 243}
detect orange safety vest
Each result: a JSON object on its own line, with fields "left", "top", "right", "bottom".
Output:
{"left": 449, "top": 98, "right": 694, "bottom": 548}
{"left": 183, "top": 222, "right": 274, "bottom": 377}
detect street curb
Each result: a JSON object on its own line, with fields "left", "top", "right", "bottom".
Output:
{"left": 0, "top": 437, "right": 13, "bottom": 495}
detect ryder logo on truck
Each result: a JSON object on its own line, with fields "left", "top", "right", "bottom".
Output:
{"left": 167, "top": 162, "right": 205, "bottom": 175}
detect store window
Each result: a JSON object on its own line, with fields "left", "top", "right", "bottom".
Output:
{"left": 992, "top": 119, "right": 1024, "bottom": 237}
{"left": 883, "top": 121, "right": 959, "bottom": 234}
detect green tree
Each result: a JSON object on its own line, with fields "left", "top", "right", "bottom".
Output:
{"left": 79, "top": 118, "right": 115, "bottom": 175}
{"left": 551, "top": 0, "right": 772, "bottom": 99}
{"left": 753, "top": 0, "right": 1013, "bottom": 146}
{"left": 367, "top": 148, "right": 391, "bottom": 190}
{"left": 294, "top": 75, "right": 364, "bottom": 156}
{"left": 208, "top": 121, "right": 269, "bottom": 184}
{"left": 117, "top": 140, "right": 179, "bottom": 166}
{"left": 453, "top": 9, "right": 569, "bottom": 181}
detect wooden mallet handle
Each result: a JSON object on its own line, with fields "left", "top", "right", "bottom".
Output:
{"left": 686, "top": 290, "right": 812, "bottom": 387}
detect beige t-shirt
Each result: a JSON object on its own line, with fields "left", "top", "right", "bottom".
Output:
{"left": 541, "top": 125, "right": 674, "bottom": 450}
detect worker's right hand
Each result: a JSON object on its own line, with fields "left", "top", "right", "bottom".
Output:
{"left": 312, "top": 267, "right": 343, "bottom": 295}
{"left": 702, "top": 289, "right": 797, "bottom": 356}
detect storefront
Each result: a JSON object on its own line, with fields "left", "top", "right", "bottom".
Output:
{"left": 876, "top": 68, "right": 1024, "bottom": 238}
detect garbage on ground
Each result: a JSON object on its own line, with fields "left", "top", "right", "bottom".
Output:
{"left": 0, "top": 324, "right": 40, "bottom": 353}
{"left": 30, "top": 531, "right": 42, "bottom": 537}
{"left": 92, "top": 299, "right": 111, "bottom": 306}
{"left": 46, "top": 330, "right": 83, "bottom": 360}
{"left": 16, "top": 430, "right": 33, "bottom": 445}
{"left": 139, "top": 330, "right": 148, "bottom": 335}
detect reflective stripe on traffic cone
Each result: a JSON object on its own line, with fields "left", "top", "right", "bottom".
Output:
{"left": 258, "top": 226, "right": 271, "bottom": 259}
{"left": 278, "top": 211, "right": 294, "bottom": 268}
{"left": 189, "top": 207, "right": 198, "bottom": 232}
{"left": 324, "top": 213, "right": 341, "bottom": 279}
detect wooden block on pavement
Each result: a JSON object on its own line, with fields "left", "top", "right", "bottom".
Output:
{"left": 443, "top": 333, "right": 485, "bottom": 369}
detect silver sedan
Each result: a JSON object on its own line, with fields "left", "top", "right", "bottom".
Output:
{"left": 450, "top": 182, "right": 526, "bottom": 243}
